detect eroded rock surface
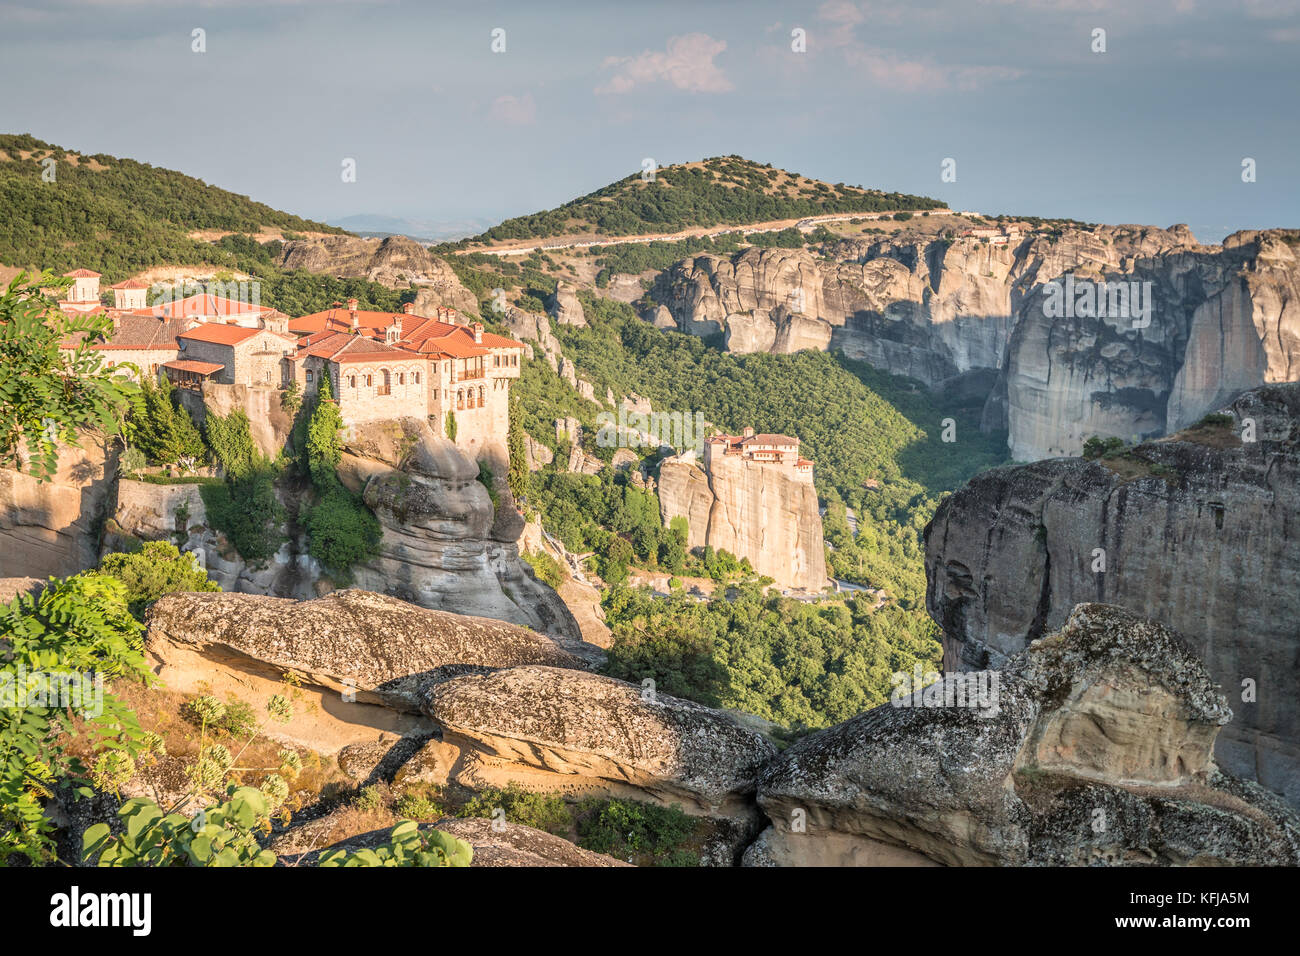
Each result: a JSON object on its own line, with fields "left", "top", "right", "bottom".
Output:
{"left": 653, "top": 227, "right": 1300, "bottom": 460}
{"left": 924, "top": 383, "right": 1300, "bottom": 804}
{"left": 145, "top": 588, "right": 583, "bottom": 713}
{"left": 751, "top": 604, "right": 1300, "bottom": 866}
{"left": 423, "top": 665, "right": 777, "bottom": 818}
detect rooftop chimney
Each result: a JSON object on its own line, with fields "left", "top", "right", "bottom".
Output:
{"left": 348, "top": 298, "right": 359, "bottom": 329}
{"left": 472, "top": 321, "right": 483, "bottom": 344}
{"left": 402, "top": 302, "right": 414, "bottom": 314}
{"left": 743, "top": 426, "right": 755, "bottom": 438}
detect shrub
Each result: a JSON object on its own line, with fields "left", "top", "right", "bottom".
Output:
{"left": 522, "top": 549, "right": 565, "bottom": 589}
{"left": 456, "top": 782, "right": 572, "bottom": 834}
{"left": 395, "top": 791, "right": 443, "bottom": 821}
{"left": 204, "top": 407, "right": 256, "bottom": 479}
{"left": 575, "top": 798, "right": 698, "bottom": 866}
{"left": 444, "top": 410, "right": 457, "bottom": 442}
{"left": 1081, "top": 435, "right": 1126, "bottom": 460}
{"left": 97, "top": 540, "right": 220, "bottom": 618}
{"left": 302, "top": 483, "right": 382, "bottom": 583}
{"left": 199, "top": 467, "right": 286, "bottom": 564}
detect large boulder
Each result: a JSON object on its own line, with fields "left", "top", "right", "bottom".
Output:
{"left": 145, "top": 592, "right": 587, "bottom": 754}
{"left": 423, "top": 665, "right": 777, "bottom": 817}
{"left": 750, "top": 604, "right": 1300, "bottom": 866}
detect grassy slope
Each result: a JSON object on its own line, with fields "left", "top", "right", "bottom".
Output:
{"left": 0, "top": 133, "right": 345, "bottom": 278}
{"left": 462, "top": 155, "right": 946, "bottom": 244}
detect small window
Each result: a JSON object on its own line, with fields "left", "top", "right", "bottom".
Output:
{"left": 349, "top": 376, "right": 356, "bottom": 389}
{"left": 414, "top": 371, "right": 420, "bottom": 384}
{"left": 306, "top": 370, "right": 314, "bottom": 383}
{"left": 365, "top": 374, "right": 372, "bottom": 387}
{"left": 398, "top": 372, "right": 405, "bottom": 385}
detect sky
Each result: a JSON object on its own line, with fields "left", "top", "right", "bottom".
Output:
{"left": 1, "top": 0, "right": 1297, "bottom": 243}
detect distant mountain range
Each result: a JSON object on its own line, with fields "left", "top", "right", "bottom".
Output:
{"left": 328, "top": 214, "right": 497, "bottom": 243}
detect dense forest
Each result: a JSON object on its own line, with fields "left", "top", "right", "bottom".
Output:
{"left": 457, "top": 156, "right": 945, "bottom": 244}
{"left": 0, "top": 134, "right": 344, "bottom": 277}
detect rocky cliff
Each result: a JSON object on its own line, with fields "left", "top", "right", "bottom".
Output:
{"left": 657, "top": 451, "right": 827, "bottom": 591}
{"left": 0, "top": 436, "right": 115, "bottom": 579}
{"left": 749, "top": 604, "right": 1300, "bottom": 866}
{"left": 924, "top": 382, "right": 1300, "bottom": 805}
{"left": 279, "top": 235, "right": 478, "bottom": 316}
{"left": 652, "top": 227, "right": 1300, "bottom": 460}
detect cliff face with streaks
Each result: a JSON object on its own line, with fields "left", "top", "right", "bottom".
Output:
{"left": 652, "top": 227, "right": 1300, "bottom": 460}
{"left": 657, "top": 450, "right": 827, "bottom": 591}
{"left": 924, "top": 383, "right": 1300, "bottom": 806}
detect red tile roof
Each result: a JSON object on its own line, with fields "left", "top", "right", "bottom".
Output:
{"left": 163, "top": 359, "right": 224, "bottom": 375}
{"left": 83, "top": 314, "right": 189, "bottom": 351}
{"left": 63, "top": 269, "right": 101, "bottom": 278}
{"left": 177, "top": 324, "right": 264, "bottom": 346}
{"left": 110, "top": 279, "right": 150, "bottom": 290}
{"left": 740, "top": 434, "right": 799, "bottom": 446}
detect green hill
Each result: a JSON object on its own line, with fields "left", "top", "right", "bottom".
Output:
{"left": 465, "top": 155, "right": 945, "bottom": 244}
{"left": 0, "top": 133, "right": 346, "bottom": 279}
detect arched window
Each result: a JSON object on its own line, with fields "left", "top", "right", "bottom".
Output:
{"left": 365, "top": 374, "right": 372, "bottom": 387}
{"left": 379, "top": 369, "right": 391, "bottom": 395}
{"left": 478, "top": 386, "right": 485, "bottom": 407}
{"left": 398, "top": 372, "right": 405, "bottom": 385}
{"left": 414, "top": 370, "right": 420, "bottom": 384}
{"left": 349, "top": 376, "right": 356, "bottom": 389}
{"left": 457, "top": 389, "right": 464, "bottom": 410}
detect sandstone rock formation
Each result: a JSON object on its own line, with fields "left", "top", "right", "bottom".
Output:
{"left": 652, "top": 227, "right": 1300, "bottom": 460}
{"left": 547, "top": 280, "right": 586, "bottom": 327}
{"left": 658, "top": 451, "right": 827, "bottom": 591}
{"left": 0, "top": 436, "right": 114, "bottom": 579}
{"left": 145, "top": 589, "right": 583, "bottom": 713}
{"left": 423, "top": 665, "right": 777, "bottom": 818}
{"left": 279, "top": 235, "right": 478, "bottom": 315}
{"left": 343, "top": 417, "right": 583, "bottom": 643}
{"left": 749, "top": 604, "right": 1300, "bottom": 866}
{"left": 925, "top": 383, "right": 1300, "bottom": 805}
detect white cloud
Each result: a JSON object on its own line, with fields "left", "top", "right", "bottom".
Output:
{"left": 488, "top": 93, "right": 536, "bottom": 126}
{"left": 596, "top": 33, "right": 734, "bottom": 95}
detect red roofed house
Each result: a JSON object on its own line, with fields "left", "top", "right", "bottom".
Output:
{"left": 287, "top": 299, "right": 524, "bottom": 457}
{"left": 703, "top": 426, "right": 811, "bottom": 481}
{"left": 174, "top": 324, "right": 298, "bottom": 388}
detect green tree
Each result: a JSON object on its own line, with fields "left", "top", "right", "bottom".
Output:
{"left": 0, "top": 271, "right": 139, "bottom": 481}
{"left": 97, "top": 541, "right": 221, "bottom": 619}
{"left": 507, "top": 395, "right": 530, "bottom": 503}
{"left": 130, "top": 377, "right": 206, "bottom": 466}
{"left": 203, "top": 408, "right": 256, "bottom": 480}
{"left": 305, "top": 373, "right": 344, "bottom": 486}
{"left": 444, "top": 410, "right": 458, "bottom": 442}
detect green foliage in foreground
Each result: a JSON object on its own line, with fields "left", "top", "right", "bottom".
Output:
{"left": 456, "top": 782, "right": 572, "bottom": 835}
{"left": 97, "top": 541, "right": 221, "bottom": 619}
{"left": 600, "top": 583, "right": 941, "bottom": 731}
{"left": 0, "top": 272, "right": 139, "bottom": 481}
{"left": 0, "top": 574, "right": 151, "bottom": 864}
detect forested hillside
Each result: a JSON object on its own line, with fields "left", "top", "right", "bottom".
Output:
{"left": 513, "top": 294, "right": 1008, "bottom": 729}
{"left": 0, "top": 134, "right": 345, "bottom": 276}
{"left": 461, "top": 155, "right": 945, "bottom": 244}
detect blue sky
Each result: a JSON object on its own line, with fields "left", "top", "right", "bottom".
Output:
{"left": 1, "top": 0, "right": 1297, "bottom": 242}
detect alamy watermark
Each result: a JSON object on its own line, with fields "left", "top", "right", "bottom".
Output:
{"left": 150, "top": 279, "right": 261, "bottom": 309}
{"left": 1, "top": 664, "right": 104, "bottom": 719}
{"left": 595, "top": 406, "right": 706, "bottom": 456}
{"left": 891, "top": 664, "right": 1000, "bottom": 718}
{"left": 1041, "top": 274, "right": 1151, "bottom": 329}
